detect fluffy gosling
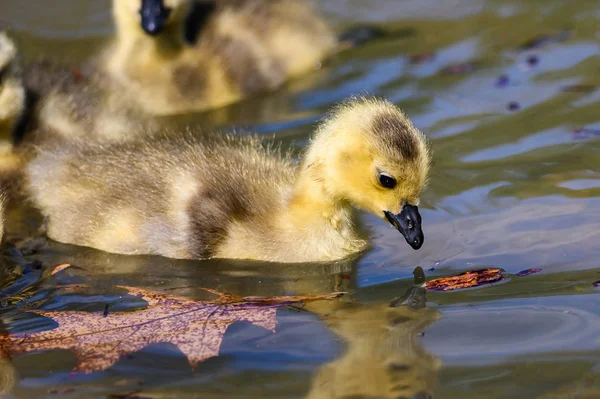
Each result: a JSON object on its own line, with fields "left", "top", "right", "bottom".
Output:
{"left": 25, "top": 98, "right": 430, "bottom": 263}
{"left": 0, "top": 33, "right": 25, "bottom": 158}
{"left": 103, "top": 0, "right": 337, "bottom": 115}
{"left": 21, "top": 58, "right": 158, "bottom": 144}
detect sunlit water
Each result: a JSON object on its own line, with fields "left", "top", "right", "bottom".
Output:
{"left": 1, "top": 0, "right": 599, "bottom": 398}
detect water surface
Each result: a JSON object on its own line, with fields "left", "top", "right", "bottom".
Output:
{"left": 1, "top": 0, "right": 600, "bottom": 398}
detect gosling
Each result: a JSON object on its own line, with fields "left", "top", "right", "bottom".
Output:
{"left": 103, "top": 0, "right": 337, "bottom": 115}
{"left": 21, "top": 58, "right": 158, "bottom": 144}
{"left": 25, "top": 98, "right": 430, "bottom": 263}
{"left": 0, "top": 32, "right": 25, "bottom": 158}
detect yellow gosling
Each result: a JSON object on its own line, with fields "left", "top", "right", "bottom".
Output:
{"left": 307, "top": 297, "right": 440, "bottom": 399}
{"left": 25, "top": 98, "right": 431, "bottom": 263}
{"left": 22, "top": 58, "right": 158, "bottom": 144}
{"left": 102, "top": 0, "right": 336, "bottom": 115}
{"left": 0, "top": 32, "right": 25, "bottom": 158}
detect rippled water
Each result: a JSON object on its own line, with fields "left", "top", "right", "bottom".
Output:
{"left": 1, "top": 0, "right": 600, "bottom": 398}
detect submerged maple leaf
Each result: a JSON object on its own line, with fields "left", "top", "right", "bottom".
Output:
{"left": 0, "top": 286, "right": 342, "bottom": 374}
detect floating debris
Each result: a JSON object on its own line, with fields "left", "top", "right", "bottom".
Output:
{"left": 518, "top": 30, "right": 571, "bottom": 51}
{"left": 50, "top": 263, "right": 72, "bottom": 276}
{"left": 571, "top": 127, "right": 600, "bottom": 139}
{"left": 515, "top": 268, "right": 542, "bottom": 277}
{"left": 526, "top": 55, "right": 539, "bottom": 67}
{"left": 424, "top": 268, "right": 505, "bottom": 291}
{"left": 561, "top": 84, "right": 596, "bottom": 93}
{"left": 440, "top": 62, "right": 478, "bottom": 75}
{"left": 409, "top": 52, "right": 435, "bottom": 64}
{"left": 507, "top": 101, "right": 521, "bottom": 111}
{"left": 495, "top": 74, "right": 510, "bottom": 88}
{"left": 338, "top": 25, "right": 389, "bottom": 47}
{"left": 593, "top": 280, "right": 600, "bottom": 288}
{"left": 49, "top": 388, "right": 76, "bottom": 395}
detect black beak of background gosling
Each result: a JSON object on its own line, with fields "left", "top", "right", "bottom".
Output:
{"left": 384, "top": 205, "right": 424, "bottom": 250}
{"left": 140, "top": 0, "right": 171, "bottom": 36}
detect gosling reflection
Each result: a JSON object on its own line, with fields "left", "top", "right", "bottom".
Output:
{"left": 306, "top": 271, "right": 440, "bottom": 399}
{"left": 1, "top": 237, "right": 440, "bottom": 398}
{"left": 0, "top": 319, "right": 16, "bottom": 396}
{"left": 0, "top": 357, "right": 15, "bottom": 396}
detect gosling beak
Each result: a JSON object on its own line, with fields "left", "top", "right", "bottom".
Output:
{"left": 384, "top": 204, "right": 424, "bottom": 250}
{"left": 139, "top": 0, "right": 172, "bottom": 36}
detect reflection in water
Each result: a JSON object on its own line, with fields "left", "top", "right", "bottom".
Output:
{"left": 0, "top": 360, "right": 16, "bottom": 395}
{"left": 0, "top": 325, "right": 17, "bottom": 395}
{"left": 306, "top": 274, "right": 440, "bottom": 399}
{"left": 0, "top": 251, "right": 440, "bottom": 399}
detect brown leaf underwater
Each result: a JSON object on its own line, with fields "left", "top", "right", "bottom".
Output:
{"left": 0, "top": 286, "right": 343, "bottom": 374}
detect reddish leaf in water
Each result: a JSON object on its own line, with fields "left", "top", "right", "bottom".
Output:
{"left": 424, "top": 268, "right": 505, "bottom": 291}
{"left": 515, "top": 268, "right": 542, "bottom": 277}
{"left": 571, "top": 127, "right": 600, "bottom": 140}
{"left": 0, "top": 286, "right": 343, "bottom": 374}
{"left": 409, "top": 52, "right": 435, "bottom": 64}
{"left": 440, "top": 62, "right": 478, "bottom": 75}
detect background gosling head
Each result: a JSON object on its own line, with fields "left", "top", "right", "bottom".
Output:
{"left": 0, "top": 32, "right": 25, "bottom": 151}
{"left": 114, "top": 0, "right": 190, "bottom": 37}
{"left": 306, "top": 97, "right": 431, "bottom": 250}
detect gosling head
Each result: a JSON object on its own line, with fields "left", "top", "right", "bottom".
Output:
{"left": 0, "top": 32, "right": 25, "bottom": 137}
{"left": 113, "top": 0, "right": 189, "bottom": 36}
{"left": 307, "top": 98, "right": 431, "bottom": 250}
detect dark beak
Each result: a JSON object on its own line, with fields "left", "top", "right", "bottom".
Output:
{"left": 140, "top": 0, "right": 172, "bottom": 36}
{"left": 384, "top": 204, "right": 424, "bottom": 250}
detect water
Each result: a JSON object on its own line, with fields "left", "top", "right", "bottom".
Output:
{"left": 1, "top": 0, "right": 600, "bottom": 398}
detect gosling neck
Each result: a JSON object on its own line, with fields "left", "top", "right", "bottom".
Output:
{"left": 117, "top": 21, "right": 183, "bottom": 55}
{"left": 287, "top": 164, "right": 355, "bottom": 230}
{"left": 108, "top": 15, "right": 185, "bottom": 76}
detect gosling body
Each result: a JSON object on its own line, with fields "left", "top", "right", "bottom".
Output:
{"left": 22, "top": 59, "right": 157, "bottom": 144}
{"left": 104, "top": 0, "right": 337, "bottom": 115}
{"left": 1, "top": 32, "right": 149, "bottom": 147}
{"left": 0, "top": 33, "right": 25, "bottom": 157}
{"left": 25, "top": 98, "right": 430, "bottom": 263}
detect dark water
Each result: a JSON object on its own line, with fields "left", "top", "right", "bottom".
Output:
{"left": 1, "top": 0, "right": 600, "bottom": 398}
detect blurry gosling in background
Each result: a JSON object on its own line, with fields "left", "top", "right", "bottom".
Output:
{"left": 25, "top": 98, "right": 430, "bottom": 263}
{"left": 22, "top": 58, "right": 158, "bottom": 144}
{"left": 104, "top": 0, "right": 337, "bottom": 115}
{"left": 0, "top": 33, "right": 25, "bottom": 160}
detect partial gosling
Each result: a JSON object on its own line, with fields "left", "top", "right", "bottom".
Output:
{"left": 102, "top": 0, "right": 337, "bottom": 115}
{"left": 25, "top": 98, "right": 430, "bottom": 263}
{"left": 0, "top": 33, "right": 25, "bottom": 158}
{"left": 21, "top": 58, "right": 158, "bottom": 144}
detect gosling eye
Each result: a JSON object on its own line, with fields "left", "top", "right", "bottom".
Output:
{"left": 378, "top": 172, "right": 397, "bottom": 189}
